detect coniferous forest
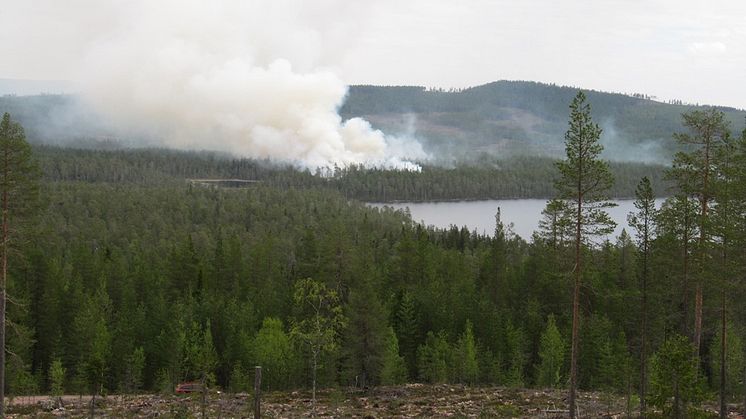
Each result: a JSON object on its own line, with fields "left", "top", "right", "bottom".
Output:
{"left": 1, "top": 91, "right": 746, "bottom": 418}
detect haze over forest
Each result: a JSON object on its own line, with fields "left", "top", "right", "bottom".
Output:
{"left": 3, "top": 80, "right": 744, "bottom": 167}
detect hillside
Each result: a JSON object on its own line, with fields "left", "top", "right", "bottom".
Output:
{"left": 3, "top": 81, "right": 745, "bottom": 165}
{"left": 340, "top": 81, "right": 746, "bottom": 162}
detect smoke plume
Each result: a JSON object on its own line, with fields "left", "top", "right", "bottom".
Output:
{"left": 72, "top": 0, "right": 425, "bottom": 168}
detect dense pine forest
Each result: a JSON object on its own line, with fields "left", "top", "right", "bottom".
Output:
{"left": 1, "top": 94, "right": 745, "bottom": 418}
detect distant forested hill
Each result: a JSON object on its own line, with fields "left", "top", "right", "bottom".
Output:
{"left": 4, "top": 81, "right": 745, "bottom": 163}
{"left": 340, "top": 81, "right": 746, "bottom": 161}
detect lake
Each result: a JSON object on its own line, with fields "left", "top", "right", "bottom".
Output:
{"left": 369, "top": 199, "right": 665, "bottom": 241}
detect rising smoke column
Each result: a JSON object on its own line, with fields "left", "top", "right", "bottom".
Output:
{"left": 75, "top": 0, "right": 425, "bottom": 168}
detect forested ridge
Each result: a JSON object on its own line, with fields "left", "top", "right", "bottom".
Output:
{"left": 341, "top": 81, "right": 746, "bottom": 159}
{"left": 0, "top": 98, "right": 744, "bottom": 418}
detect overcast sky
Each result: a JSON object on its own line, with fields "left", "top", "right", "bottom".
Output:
{"left": 2, "top": 0, "right": 745, "bottom": 109}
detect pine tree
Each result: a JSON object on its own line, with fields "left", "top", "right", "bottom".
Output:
{"left": 711, "top": 130, "right": 740, "bottom": 419}
{"left": 627, "top": 176, "right": 656, "bottom": 414}
{"left": 538, "top": 199, "right": 572, "bottom": 250}
{"left": 657, "top": 195, "right": 698, "bottom": 334}
{"left": 667, "top": 108, "right": 730, "bottom": 358}
{"left": 0, "top": 113, "right": 40, "bottom": 415}
{"left": 554, "top": 91, "right": 615, "bottom": 417}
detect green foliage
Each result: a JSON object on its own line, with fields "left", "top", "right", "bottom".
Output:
{"left": 503, "top": 321, "right": 528, "bottom": 387}
{"left": 649, "top": 334, "right": 704, "bottom": 416}
{"left": 0, "top": 97, "right": 744, "bottom": 403}
{"left": 0, "top": 112, "right": 40, "bottom": 220}
{"left": 48, "top": 359, "right": 66, "bottom": 397}
{"left": 185, "top": 321, "right": 218, "bottom": 387}
{"left": 394, "top": 291, "right": 420, "bottom": 379}
{"left": 122, "top": 347, "right": 145, "bottom": 394}
{"left": 30, "top": 145, "right": 667, "bottom": 201}
{"left": 228, "top": 363, "right": 248, "bottom": 394}
{"left": 344, "top": 280, "right": 389, "bottom": 386}
{"left": 555, "top": 91, "right": 616, "bottom": 237}
{"left": 252, "top": 318, "right": 297, "bottom": 390}
{"left": 291, "top": 279, "right": 347, "bottom": 357}
{"left": 579, "top": 315, "right": 631, "bottom": 392}
{"left": 5, "top": 321, "right": 36, "bottom": 397}
{"left": 538, "top": 199, "right": 572, "bottom": 249}
{"left": 451, "top": 320, "right": 479, "bottom": 385}
{"left": 536, "top": 315, "right": 564, "bottom": 388}
{"left": 628, "top": 176, "right": 657, "bottom": 247}
{"left": 155, "top": 369, "right": 174, "bottom": 395}
{"left": 709, "top": 322, "right": 744, "bottom": 400}
{"left": 380, "top": 327, "right": 408, "bottom": 385}
{"left": 290, "top": 278, "right": 346, "bottom": 399}
{"left": 417, "top": 331, "right": 450, "bottom": 384}
{"left": 72, "top": 287, "right": 112, "bottom": 395}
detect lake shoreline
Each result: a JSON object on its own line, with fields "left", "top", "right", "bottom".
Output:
{"left": 364, "top": 195, "right": 670, "bottom": 204}
{"left": 368, "top": 198, "right": 667, "bottom": 240}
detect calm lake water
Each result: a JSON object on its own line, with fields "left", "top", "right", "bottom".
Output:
{"left": 370, "top": 199, "right": 665, "bottom": 241}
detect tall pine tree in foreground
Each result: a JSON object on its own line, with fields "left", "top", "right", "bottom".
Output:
{"left": 0, "top": 113, "right": 39, "bottom": 416}
{"left": 554, "top": 92, "right": 615, "bottom": 418}
{"left": 627, "top": 176, "right": 656, "bottom": 415}
{"left": 667, "top": 108, "right": 729, "bottom": 359}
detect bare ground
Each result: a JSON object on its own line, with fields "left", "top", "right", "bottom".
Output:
{"left": 5, "top": 384, "right": 743, "bottom": 418}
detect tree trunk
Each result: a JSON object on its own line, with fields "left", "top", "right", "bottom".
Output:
{"left": 673, "top": 374, "right": 681, "bottom": 419}
{"left": 640, "top": 269, "right": 647, "bottom": 415}
{"left": 682, "top": 221, "right": 690, "bottom": 337}
{"left": 89, "top": 391, "right": 96, "bottom": 418}
{"left": 0, "top": 158, "right": 8, "bottom": 418}
{"left": 694, "top": 141, "right": 711, "bottom": 360}
{"left": 742, "top": 361, "right": 746, "bottom": 419}
{"left": 694, "top": 283, "right": 703, "bottom": 359}
{"left": 201, "top": 373, "right": 207, "bottom": 418}
{"left": 253, "top": 366, "right": 261, "bottom": 419}
{"left": 312, "top": 349, "right": 317, "bottom": 405}
{"left": 720, "top": 292, "right": 726, "bottom": 419}
{"left": 569, "top": 195, "right": 582, "bottom": 419}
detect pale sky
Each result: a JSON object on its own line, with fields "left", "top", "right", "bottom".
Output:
{"left": 2, "top": 0, "right": 746, "bottom": 109}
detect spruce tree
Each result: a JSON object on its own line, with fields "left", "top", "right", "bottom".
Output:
{"left": 536, "top": 315, "right": 564, "bottom": 388}
{"left": 554, "top": 91, "right": 615, "bottom": 417}
{"left": 343, "top": 280, "right": 388, "bottom": 387}
{"left": 452, "top": 320, "right": 478, "bottom": 385}
{"left": 394, "top": 291, "right": 419, "bottom": 378}
{"left": 380, "top": 327, "right": 408, "bottom": 385}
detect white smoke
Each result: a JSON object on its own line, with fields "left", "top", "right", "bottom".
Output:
{"left": 73, "top": 0, "right": 425, "bottom": 169}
